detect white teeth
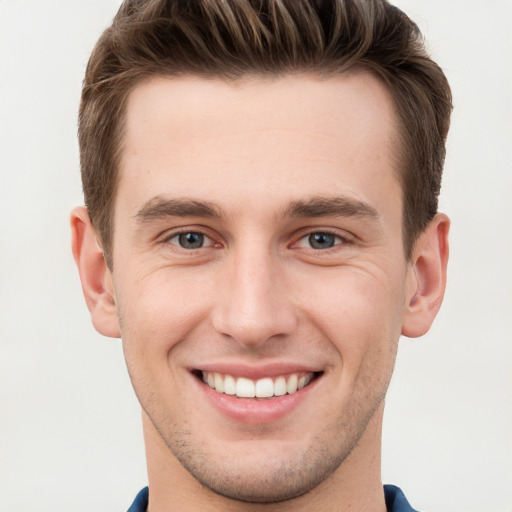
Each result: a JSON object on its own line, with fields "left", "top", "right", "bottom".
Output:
{"left": 201, "top": 371, "right": 315, "bottom": 398}
{"left": 274, "top": 376, "right": 287, "bottom": 396}
{"left": 286, "top": 373, "right": 298, "bottom": 394}
{"left": 214, "top": 372, "right": 224, "bottom": 393}
{"left": 299, "top": 374, "right": 313, "bottom": 389}
{"left": 255, "top": 378, "right": 274, "bottom": 398}
{"left": 224, "top": 374, "right": 236, "bottom": 395}
{"left": 236, "top": 377, "right": 255, "bottom": 398}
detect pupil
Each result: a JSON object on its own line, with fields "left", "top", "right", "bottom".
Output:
{"left": 179, "top": 232, "right": 204, "bottom": 249}
{"left": 309, "top": 233, "right": 335, "bottom": 249}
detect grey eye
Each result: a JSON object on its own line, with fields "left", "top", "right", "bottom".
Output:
{"left": 308, "top": 233, "right": 336, "bottom": 249}
{"left": 177, "top": 232, "right": 205, "bottom": 249}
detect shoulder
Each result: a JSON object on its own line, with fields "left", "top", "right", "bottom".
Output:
{"left": 126, "top": 485, "right": 418, "bottom": 511}
{"left": 127, "top": 486, "right": 148, "bottom": 512}
{"left": 384, "top": 484, "right": 420, "bottom": 512}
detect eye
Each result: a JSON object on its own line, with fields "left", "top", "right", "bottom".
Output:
{"left": 167, "top": 231, "right": 214, "bottom": 249}
{"left": 296, "top": 232, "right": 345, "bottom": 250}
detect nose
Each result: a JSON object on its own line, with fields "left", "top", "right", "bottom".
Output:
{"left": 211, "top": 247, "right": 298, "bottom": 349}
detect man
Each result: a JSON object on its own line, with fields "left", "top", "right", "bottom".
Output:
{"left": 71, "top": 0, "right": 451, "bottom": 510}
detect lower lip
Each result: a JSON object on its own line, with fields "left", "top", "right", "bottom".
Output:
{"left": 195, "top": 375, "right": 320, "bottom": 424}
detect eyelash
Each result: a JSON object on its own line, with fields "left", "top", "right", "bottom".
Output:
{"left": 163, "top": 229, "right": 217, "bottom": 250}
{"left": 293, "top": 230, "right": 351, "bottom": 251}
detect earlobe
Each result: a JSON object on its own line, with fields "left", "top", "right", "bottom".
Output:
{"left": 70, "top": 206, "right": 121, "bottom": 338}
{"left": 401, "top": 213, "right": 450, "bottom": 338}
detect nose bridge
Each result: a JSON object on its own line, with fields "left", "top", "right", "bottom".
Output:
{"left": 212, "top": 241, "right": 296, "bottom": 347}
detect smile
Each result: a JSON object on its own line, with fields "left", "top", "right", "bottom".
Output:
{"left": 200, "top": 371, "right": 317, "bottom": 399}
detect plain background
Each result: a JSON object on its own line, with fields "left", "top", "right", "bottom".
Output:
{"left": 0, "top": 1, "right": 511, "bottom": 511}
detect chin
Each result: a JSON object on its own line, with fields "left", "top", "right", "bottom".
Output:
{"left": 180, "top": 453, "right": 341, "bottom": 504}
{"left": 163, "top": 426, "right": 360, "bottom": 504}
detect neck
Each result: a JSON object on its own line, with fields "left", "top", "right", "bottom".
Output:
{"left": 143, "top": 405, "right": 386, "bottom": 512}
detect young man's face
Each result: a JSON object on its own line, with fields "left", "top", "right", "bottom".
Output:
{"left": 85, "top": 73, "right": 436, "bottom": 502}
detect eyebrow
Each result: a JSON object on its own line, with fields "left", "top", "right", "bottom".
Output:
{"left": 134, "top": 195, "right": 379, "bottom": 224}
{"left": 285, "top": 196, "right": 379, "bottom": 220}
{"left": 134, "top": 197, "right": 224, "bottom": 223}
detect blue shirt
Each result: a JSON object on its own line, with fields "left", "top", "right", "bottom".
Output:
{"left": 127, "top": 484, "right": 419, "bottom": 511}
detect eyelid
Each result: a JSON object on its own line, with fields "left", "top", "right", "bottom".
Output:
{"left": 289, "top": 228, "right": 356, "bottom": 254}
{"left": 160, "top": 225, "right": 220, "bottom": 248}
{"left": 169, "top": 231, "right": 215, "bottom": 247}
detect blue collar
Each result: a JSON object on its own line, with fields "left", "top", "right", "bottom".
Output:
{"left": 127, "top": 484, "right": 419, "bottom": 511}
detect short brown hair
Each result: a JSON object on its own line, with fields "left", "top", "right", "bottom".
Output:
{"left": 79, "top": 0, "right": 452, "bottom": 268}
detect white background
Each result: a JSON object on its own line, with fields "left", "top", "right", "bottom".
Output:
{"left": 0, "top": 1, "right": 511, "bottom": 511}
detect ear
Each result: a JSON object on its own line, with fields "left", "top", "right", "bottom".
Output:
{"left": 401, "top": 213, "right": 450, "bottom": 338}
{"left": 70, "top": 206, "right": 121, "bottom": 338}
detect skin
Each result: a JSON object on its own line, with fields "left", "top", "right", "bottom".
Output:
{"left": 71, "top": 72, "right": 449, "bottom": 511}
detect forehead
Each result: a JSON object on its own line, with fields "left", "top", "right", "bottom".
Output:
{"left": 119, "top": 72, "right": 401, "bottom": 217}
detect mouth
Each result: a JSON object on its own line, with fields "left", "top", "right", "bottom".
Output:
{"left": 193, "top": 370, "right": 321, "bottom": 399}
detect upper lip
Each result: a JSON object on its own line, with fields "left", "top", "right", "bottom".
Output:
{"left": 190, "top": 362, "right": 323, "bottom": 380}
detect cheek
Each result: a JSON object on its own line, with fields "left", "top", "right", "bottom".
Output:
{"left": 300, "top": 264, "right": 405, "bottom": 328}
{"left": 114, "top": 274, "right": 207, "bottom": 420}
{"left": 296, "top": 265, "right": 406, "bottom": 369}
{"left": 115, "top": 269, "right": 213, "bottom": 369}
